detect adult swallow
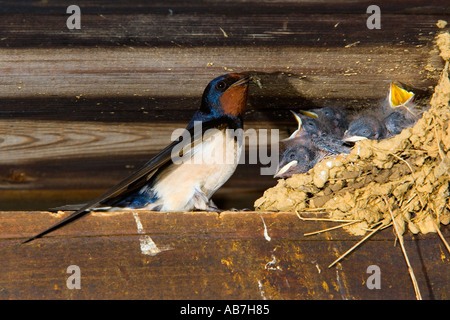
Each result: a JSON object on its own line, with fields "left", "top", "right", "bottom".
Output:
{"left": 24, "top": 73, "right": 250, "bottom": 243}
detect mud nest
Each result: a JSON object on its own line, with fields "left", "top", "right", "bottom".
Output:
{"left": 255, "top": 32, "right": 450, "bottom": 237}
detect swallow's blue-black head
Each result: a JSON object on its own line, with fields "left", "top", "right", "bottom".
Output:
{"left": 200, "top": 73, "right": 250, "bottom": 118}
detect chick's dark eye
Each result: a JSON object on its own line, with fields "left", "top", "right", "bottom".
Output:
{"left": 215, "top": 81, "right": 227, "bottom": 91}
{"left": 289, "top": 152, "right": 296, "bottom": 160}
{"left": 306, "top": 121, "right": 316, "bottom": 129}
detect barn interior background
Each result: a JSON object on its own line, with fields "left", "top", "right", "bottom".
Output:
{"left": 0, "top": 0, "right": 449, "bottom": 300}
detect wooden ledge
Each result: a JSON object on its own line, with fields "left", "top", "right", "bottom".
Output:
{"left": 0, "top": 210, "right": 448, "bottom": 299}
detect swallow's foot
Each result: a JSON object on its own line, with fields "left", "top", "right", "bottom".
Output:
{"left": 204, "top": 206, "right": 222, "bottom": 213}
{"left": 229, "top": 208, "right": 252, "bottom": 212}
{"left": 203, "top": 200, "right": 222, "bottom": 213}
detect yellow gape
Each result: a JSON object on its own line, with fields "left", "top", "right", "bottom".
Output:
{"left": 389, "top": 82, "right": 414, "bottom": 108}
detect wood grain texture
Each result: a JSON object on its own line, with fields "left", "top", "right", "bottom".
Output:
{"left": 0, "top": 120, "right": 285, "bottom": 164}
{"left": 0, "top": 210, "right": 449, "bottom": 300}
{"left": 1, "top": 0, "right": 447, "bottom": 14}
{"left": 0, "top": 0, "right": 448, "bottom": 48}
{"left": 0, "top": 13, "right": 444, "bottom": 48}
{"left": 0, "top": 46, "right": 440, "bottom": 100}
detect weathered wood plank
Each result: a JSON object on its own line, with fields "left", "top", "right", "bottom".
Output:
{"left": 0, "top": 120, "right": 284, "bottom": 164}
{"left": 0, "top": 211, "right": 448, "bottom": 299}
{"left": 1, "top": 0, "right": 447, "bottom": 14}
{"left": 0, "top": 46, "right": 440, "bottom": 100}
{"left": 0, "top": 13, "right": 444, "bottom": 48}
{"left": 0, "top": 96, "right": 314, "bottom": 123}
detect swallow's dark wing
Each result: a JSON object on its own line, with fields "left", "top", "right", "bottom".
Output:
{"left": 23, "top": 117, "right": 232, "bottom": 243}
{"left": 22, "top": 139, "right": 178, "bottom": 243}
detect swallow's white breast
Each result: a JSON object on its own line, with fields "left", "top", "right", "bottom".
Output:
{"left": 149, "top": 128, "right": 242, "bottom": 211}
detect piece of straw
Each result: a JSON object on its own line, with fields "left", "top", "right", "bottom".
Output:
{"left": 304, "top": 220, "right": 361, "bottom": 236}
{"left": 328, "top": 223, "right": 384, "bottom": 268}
{"left": 383, "top": 196, "right": 422, "bottom": 300}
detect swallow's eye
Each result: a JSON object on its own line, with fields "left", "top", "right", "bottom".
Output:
{"left": 215, "top": 81, "right": 227, "bottom": 91}
{"left": 288, "top": 152, "right": 296, "bottom": 160}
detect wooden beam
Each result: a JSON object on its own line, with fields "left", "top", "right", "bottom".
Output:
{"left": 0, "top": 46, "right": 440, "bottom": 100}
{"left": 1, "top": 0, "right": 447, "bottom": 14}
{"left": 0, "top": 6, "right": 447, "bottom": 48}
{"left": 1, "top": 210, "right": 449, "bottom": 299}
{"left": 0, "top": 120, "right": 285, "bottom": 164}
